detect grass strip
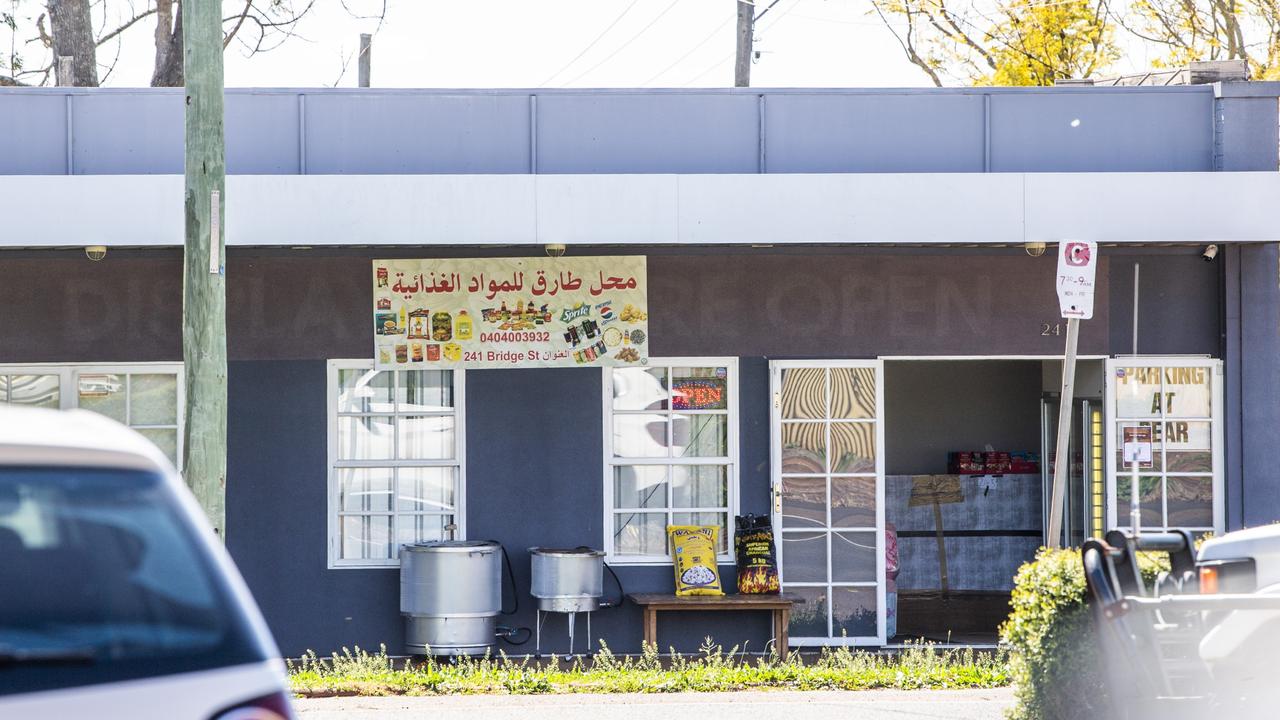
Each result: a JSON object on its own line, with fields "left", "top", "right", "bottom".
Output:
{"left": 289, "top": 639, "right": 1009, "bottom": 697}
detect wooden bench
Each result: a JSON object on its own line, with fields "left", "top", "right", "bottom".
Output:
{"left": 627, "top": 593, "right": 796, "bottom": 660}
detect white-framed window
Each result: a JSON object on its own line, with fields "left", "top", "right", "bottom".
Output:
{"left": 327, "top": 360, "right": 466, "bottom": 568}
{"left": 0, "top": 363, "right": 184, "bottom": 467}
{"left": 603, "top": 357, "right": 738, "bottom": 565}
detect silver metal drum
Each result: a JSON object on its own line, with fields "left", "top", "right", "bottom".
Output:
{"left": 529, "top": 547, "right": 605, "bottom": 612}
{"left": 400, "top": 540, "right": 502, "bottom": 656}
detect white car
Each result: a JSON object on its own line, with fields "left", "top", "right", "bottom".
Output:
{"left": 0, "top": 407, "right": 293, "bottom": 719}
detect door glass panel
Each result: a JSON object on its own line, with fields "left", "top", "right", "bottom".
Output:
{"left": 780, "top": 368, "right": 825, "bottom": 419}
{"left": 781, "top": 531, "right": 827, "bottom": 583}
{"left": 1161, "top": 367, "right": 1211, "bottom": 418}
{"left": 831, "top": 477, "right": 876, "bottom": 527}
{"left": 780, "top": 476, "right": 826, "bottom": 528}
{"left": 671, "top": 367, "right": 728, "bottom": 410}
{"left": 831, "top": 532, "right": 877, "bottom": 582}
{"left": 830, "top": 423, "right": 876, "bottom": 473}
{"left": 787, "top": 586, "right": 828, "bottom": 638}
{"left": 1114, "top": 366, "right": 1162, "bottom": 418}
{"left": 1117, "top": 475, "right": 1164, "bottom": 528}
{"left": 830, "top": 368, "right": 876, "bottom": 419}
{"left": 832, "top": 587, "right": 878, "bottom": 638}
{"left": 1162, "top": 421, "right": 1212, "bottom": 473}
{"left": 1114, "top": 423, "right": 1164, "bottom": 472}
{"left": 781, "top": 422, "right": 826, "bottom": 474}
{"left": 1166, "top": 476, "right": 1213, "bottom": 527}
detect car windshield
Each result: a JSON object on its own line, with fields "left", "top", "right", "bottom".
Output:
{"left": 0, "top": 466, "right": 267, "bottom": 695}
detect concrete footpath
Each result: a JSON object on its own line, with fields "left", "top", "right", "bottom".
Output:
{"left": 295, "top": 688, "right": 1015, "bottom": 720}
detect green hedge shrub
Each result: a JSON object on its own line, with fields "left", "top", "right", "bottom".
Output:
{"left": 1000, "top": 547, "right": 1166, "bottom": 720}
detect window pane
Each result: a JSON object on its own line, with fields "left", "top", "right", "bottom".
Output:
{"left": 831, "top": 476, "right": 876, "bottom": 527}
{"left": 1114, "top": 423, "right": 1164, "bottom": 472}
{"left": 397, "top": 467, "right": 457, "bottom": 512}
{"left": 341, "top": 515, "right": 393, "bottom": 561}
{"left": 136, "top": 428, "right": 178, "bottom": 466}
{"left": 1166, "top": 476, "right": 1213, "bottom": 527}
{"left": 832, "top": 531, "right": 877, "bottom": 582}
{"left": 830, "top": 422, "right": 875, "bottom": 473}
{"left": 612, "top": 367, "right": 668, "bottom": 411}
{"left": 673, "top": 413, "right": 727, "bottom": 458}
{"left": 830, "top": 368, "right": 875, "bottom": 419}
{"left": 1116, "top": 475, "right": 1164, "bottom": 528}
{"left": 613, "top": 513, "right": 667, "bottom": 556}
{"left": 337, "top": 369, "right": 393, "bottom": 414}
{"left": 77, "top": 374, "right": 127, "bottom": 422}
{"left": 1161, "top": 367, "right": 1212, "bottom": 418}
{"left": 397, "top": 416, "right": 456, "bottom": 460}
{"left": 672, "top": 512, "right": 729, "bottom": 554}
{"left": 671, "top": 465, "right": 727, "bottom": 508}
{"left": 3, "top": 375, "right": 60, "bottom": 408}
{"left": 339, "top": 467, "right": 393, "bottom": 512}
{"left": 1163, "top": 421, "right": 1213, "bottom": 473}
{"left": 787, "top": 586, "right": 828, "bottom": 638}
{"left": 781, "top": 476, "right": 826, "bottom": 529}
{"left": 781, "top": 531, "right": 827, "bottom": 582}
{"left": 612, "top": 414, "right": 669, "bottom": 458}
{"left": 781, "top": 422, "right": 825, "bottom": 473}
{"left": 337, "top": 416, "right": 395, "bottom": 460}
{"left": 613, "top": 466, "right": 668, "bottom": 509}
{"left": 1114, "top": 366, "right": 1162, "bottom": 418}
{"left": 130, "top": 374, "right": 177, "bottom": 426}
{"left": 398, "top": 370, "right": 453, "bottom": 412}
{"left": 833, "top": 587, "right": 878, "bottom": 638}
{"left": 671, "top": 368, "right": 728, "bottom": 410}
{"left": 780, "top": 368, "right": 825, "bottom": 419}
{"left": 396, "top": 514, "right": 451, "bottom": 546}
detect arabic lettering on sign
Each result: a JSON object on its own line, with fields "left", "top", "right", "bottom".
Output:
{"left": 372, "top": 256, "right": 649, "bottom": 370}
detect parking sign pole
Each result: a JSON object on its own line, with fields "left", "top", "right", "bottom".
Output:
{"left": 1046, "top": 317, "right": 1079, "bottom": 549}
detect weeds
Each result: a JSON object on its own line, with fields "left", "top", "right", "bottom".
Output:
{"left": 287, "top": 640, "right": 1009, "bottom": 696}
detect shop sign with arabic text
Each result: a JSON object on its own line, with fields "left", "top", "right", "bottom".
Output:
{"left": 373, "top": 257, "right": 649, "bottom": 369}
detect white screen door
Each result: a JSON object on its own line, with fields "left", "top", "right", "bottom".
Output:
{"left": 1105, "top": 357, "right": 1224, "bottom": 535}
{"left": 770, "top": 360, "right": 886, "bottom": 646}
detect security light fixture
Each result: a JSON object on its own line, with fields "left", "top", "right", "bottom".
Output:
{"left": 1024, "top": 241, "right": 1047, "bottom": 257}
{"left": 1202, "top": 244, "right": 1219, "bottom": 262}
{"left": 85, "top": 245, "right": 107, "bottom": 262}
{"left": 545, "top": 243, "right": 566, "bottom": 258}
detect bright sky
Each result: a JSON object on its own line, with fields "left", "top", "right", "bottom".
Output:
{"left": 9, "top": 0, "right": 1154, "bottom": 89}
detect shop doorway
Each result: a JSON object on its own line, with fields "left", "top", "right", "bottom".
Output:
{"left": 769, "top": 360, "right": 886, "bottom": 646}
{"left": 876, "top": 357, "right": 1105, "bottom": 645}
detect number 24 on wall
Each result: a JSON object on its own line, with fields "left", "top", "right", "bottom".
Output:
{"left": 1040, "top": 323, "right": 1064, "bottom": 336}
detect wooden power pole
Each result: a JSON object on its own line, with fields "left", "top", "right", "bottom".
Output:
{"left": 182, "top": 0, "right": 227, "bottom": 538}
{"left": 734, "top": 0, "right": 753, "bottom": 87}
{"left": 358, "top": 33, "right": 372, "bottom": 87}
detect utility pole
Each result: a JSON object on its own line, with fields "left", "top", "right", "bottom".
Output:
{"left": 182, "top": 0, "right": 227, "bottom": 539}
{"left": 358, "top": 33, "right": 372, "bottom": 87}
{"left": 734, "top": 1, "right": 753, "bottom": 87}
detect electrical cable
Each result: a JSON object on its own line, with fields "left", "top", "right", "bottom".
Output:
{"left": 538, "top": 0, "right": 642, "bottom": 87}
{"left": 560, "top": 0, "right": 682, "bottom": 87}
{"left": 642, "top": 15, "right": 733, "bottom": 86}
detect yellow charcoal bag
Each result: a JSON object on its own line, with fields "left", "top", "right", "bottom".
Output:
{"left": 667, "top": 525, "right": 724, "bottom": 596}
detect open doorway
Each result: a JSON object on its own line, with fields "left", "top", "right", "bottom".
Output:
{"left": 882, "top": 358, "right": 1104, "bottom": 645}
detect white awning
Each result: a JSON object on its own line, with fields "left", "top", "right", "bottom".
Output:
{"left": 2, "top": 172, "right": 1277, "bottom": 247}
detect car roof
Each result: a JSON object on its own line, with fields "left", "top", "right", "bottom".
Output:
{"left": 0, "top": 406, "right": 173, "bottom": 473}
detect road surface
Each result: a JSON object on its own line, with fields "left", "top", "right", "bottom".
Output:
{"left": 296, "top": 688, "right": 1014, "bottom": 720}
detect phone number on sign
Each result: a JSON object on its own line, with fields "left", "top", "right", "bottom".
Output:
{"left": 479, "top": 331, "right": 552, "bottom": 343}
